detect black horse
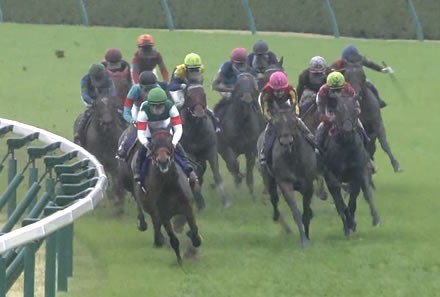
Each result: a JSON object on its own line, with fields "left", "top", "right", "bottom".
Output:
{"left": 134, "top": 129, "right": 202, "bottom": 264}
{"left": 322, "top": 95, "right": 380, "bottom": 236}
{"left": 257, "top": 106, "right": 318, "bottom": 248}
{"left": 215, "top": 72, "right": 266, "bottom": 197}
{"left": 344, "top": 62, "right": 402, "bottom": 172}
{"left": 256, "top": 58, "right": 284, "bottom": 91}
{"left": 180, "top": 83, "right": 231, "bottom": 209}
{"left": 73, "top": 88, "right": 126, "bottom": 211}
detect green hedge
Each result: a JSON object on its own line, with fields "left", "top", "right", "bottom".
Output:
{"left": 0, "top": 0, "right": 438, "bottom": 39}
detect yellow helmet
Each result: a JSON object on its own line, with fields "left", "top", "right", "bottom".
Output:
{"left": 327, "top": 71, "right": 345, "bottom": 89}
{"left": 184, "top": 53, "right": 202, "bottom": 69}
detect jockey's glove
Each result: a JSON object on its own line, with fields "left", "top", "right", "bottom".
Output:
{"left": 381, "top": 67, "right": 394, "bottom": 74}
{"left": 180, "top": 83, "right": 187, "bottom": 90}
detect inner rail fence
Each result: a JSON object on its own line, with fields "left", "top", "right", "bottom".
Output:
{"left": 0, "top": 118, "right": 107, "bottom": 297}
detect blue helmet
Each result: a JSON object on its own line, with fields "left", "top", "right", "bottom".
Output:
{"left": 342, "top": 45, "right": 361, "bottom": 63}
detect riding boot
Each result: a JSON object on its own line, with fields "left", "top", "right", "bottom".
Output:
{"left": 206, "top": 108, "right": 221, "bottom": 132}
{"left": 260, "top": 124, "right": 275, "bottom": 166}
{"left": 133, "top": 146, "right": 147, "bottom": 182}
{"left": 74, "top": 108, "right": 92, "bottom": 146}
{"left": 175, "top": 143, "right": 199, "bottom": 188}
{"left": 366, "top": 80, "right": 386, "bottom": 108}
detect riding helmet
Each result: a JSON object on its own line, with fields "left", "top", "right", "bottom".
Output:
{"left": 326, "top": 71, "right": 345, "bottom": 89}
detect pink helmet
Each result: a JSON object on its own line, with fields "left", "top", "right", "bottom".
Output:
{"left": 230, "top": 48, "right": 247, "bottom": 64}
{"left": 268, "top": 71, "right": 289, "bottom": 90}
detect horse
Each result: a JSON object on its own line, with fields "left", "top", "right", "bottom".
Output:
{"left": 73, "top": 88, "right": 126, "bottom": 211}
{"left": 256, "top": 57, "right": 284, "bottom": 91}
{"left": 322, "top": 95, "right": 380, "bottom": 236}
{"left": 344, "top": 62, "right": 402, "bottom": 172}
{"left": 299, "top": 89, "right": 320, "bottom": 133}
{"left": 257, "top": 105, "right": 318, "bottom": 248}
{"left": 180, "top": 83, "right": 231, "bottom": 209}
{"left": 134, "top": 129, "right": 202, "bottom": 264}
{"left": 215, "top": 72, "right": 266, "bottom": 197}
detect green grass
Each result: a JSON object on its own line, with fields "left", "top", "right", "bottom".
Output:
{"left": 1, "top": 23, "right": 440, "bottom": 297}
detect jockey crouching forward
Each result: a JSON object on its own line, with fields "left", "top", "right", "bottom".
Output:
{"left": 169, "top": 52, "right": 220, "bottom": 131}
{"left": 247, "top": 40, "right": 279, "bottom": 78}
{"left": 133, "top": 87, "right": 199, "bottom": 188}
{"left": 212, "top": 47, "right": 253, "bottom": 114}
{"left": 259, "top": 71, "right": 316, "bottom": 165}
{"left": 315, "top": 71, "right": 368, "bottom": 151}
{"left": 116, "top": 71, "right": 162, "bottom": 159}
{"left": 74, "top": 63, "right": 116, "bottom": 146}
{"left": 102, "top": 48, "right": 132, "bottom": 101}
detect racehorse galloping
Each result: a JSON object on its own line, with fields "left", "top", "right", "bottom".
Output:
{"left": 216, "top": 72, "right": 266, "bottom": 197}
{"left": 73, "top": 88, "right": 126, "bottom": 209}
{"left": 257, "top": 107, "right": 318, "bottom": 248}
{"left": 257, "top": 58, "right": 284, "bottom": 92}
{"left": 323, "top": 96, "right": 380, "bottom": 236}
{"left": 135, "top": 129, "right": 202, "bottom": 264}
{"left": 180, "top": 83, "right": 231, "bottom": 209}
{"left": 344, "top": 62, "right": 402, "bottom": 172}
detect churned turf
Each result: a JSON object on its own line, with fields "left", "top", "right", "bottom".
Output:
{"left": 1, "top": 23, "right": 439, "bottom": 297}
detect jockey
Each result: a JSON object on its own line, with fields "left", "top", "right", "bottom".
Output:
{"left": 330, "top": 45, "right": 393, "bottom": 108}
{"left": 131, "top": 34, "right": 169, "bottom": 84}
{"left": 259, "top": 71, "right": 316, "bottom": 165}
{"left": 297, "top": 56, "right": 330, "bottom": 101}
{"left": 75, "top": 63, "right": 116, "bottom": 145}
{"left": 168, "top": 53, "right": 220, "bottom": 132}
{"left": 315, "top": 71, "right": 366, "bottom": 150}
{"left": 102, "top": 48, "right": 132, "bottom": 101}
{"left": 247, "top": 40, "right": 279, "bottom": 76}
{"left": 117, "top": 71, "right": 166, "bottom": 159}
{"left": 212, "top": 47, "right": 253, "bottom": 105}
{"left": 133, "top": 87, "right": 199, "bottom": 187}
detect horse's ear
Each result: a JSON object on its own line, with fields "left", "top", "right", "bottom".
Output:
{"left": 279, "top": 56, "right": 284, "bottom": 67}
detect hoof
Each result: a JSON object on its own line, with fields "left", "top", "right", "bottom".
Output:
{"left": 372, "top": 217, "right": 381, "bottom": 227}
{"left": 392, "top": 160, "right": 403, "bottom": 173}
{"left": 301, "top": 238, "right": 310, "bottom": 249}
{"left": 154, "top": 234, "right": 165, "bottom": 247}
{"left": 137, "top": 218, "right": 148, "bottom": 232}
{"left": 187, "top": 230, "right": 202, "bottom": 247}
{"left": 272, "top": 210, "right": 280, "bottom": 222}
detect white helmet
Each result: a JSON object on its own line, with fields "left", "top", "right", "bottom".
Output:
{"left": 309, "top": 56, "right": 327, "bottom": 73}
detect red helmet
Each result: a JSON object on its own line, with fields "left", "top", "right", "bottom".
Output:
{"left": 268, "top": 71, "right": 289, "bottom": 90}
{"left": 230, "top": 48, "right": 247, "bottom": 64}
{"left": 104, "top": 48, "right": 122, "bottom": 63}
{"left": 137, "top": 34, "right": 154, "bottom": 47}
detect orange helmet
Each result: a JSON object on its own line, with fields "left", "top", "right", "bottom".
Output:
{"left": 137, "top": 34, "right": 154, "bottom": 47}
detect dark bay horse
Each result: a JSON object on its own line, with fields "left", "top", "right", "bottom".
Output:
{"left": 135, "top": 129, "right": 202, "bottom": 264}
{"left": 215, "top": 72, "right": 266, "bottom": 197}
{"left": 73, "top": 88, "right": 126, "bottom": 208}
{"left": 344, "top": 62, "right": 402, "bottom": 172}
{"left": 180, "top": 83, "right": 231, "bottom": 209}
{"left": 323, "top": 95, "right": 380, "bottom": 236}
{"left": 256, "top": 58, "right": 284, "bottom": 91}
{"left": 257, "top": 106, "right": 318, "bottom": 248}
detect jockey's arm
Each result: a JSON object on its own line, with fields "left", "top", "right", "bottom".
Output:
{"left": 316, "top": 87, "right": 327, "bottom": 120}
{"left": 288, "top": 88, "right": 300, "bottom": 116}
{"left": 136, "top": 109, "right": 150, "bottom": 148}
{"left": 131, "top": 55, "right": 140, "bottom": 84}
{"left": 212, "top": 72, "right": 234, "bottom": 93}
{"left": 296, "top": 70, "right": 308, "bottom": 101}
{"left": 168, "top": 70, "right": 185, "bottom": 91}
{"left": 124, "top": 61, "right": 134, "bottom": 87}
{"left": 259, "top": 91, "right": 271, "bottom": 122}
{"left": 169, "top": 106, "right": 183, "bottom": 146}
{"left": 156, "top": 54, "right": 170, "bottom": 83}
{"left": 80, "top": 75, "right": 93, "bottom": 105}
{"left": 361, "top": 57, "right": 383, "bottom": 72}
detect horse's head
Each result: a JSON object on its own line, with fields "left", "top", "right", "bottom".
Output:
{"left": 150, "top": 129, "right": 175, "bottom": 173}
{"left": 333, "top": 95, "right": 361, "bottom": 144}
{"left": 259, "top": 58, "right": 284, "bottom": 91}
{"left": 183, "top": 84, "right": 207, "bottom": 119}
{"left": 231, "top": 72, "right": 259, "bottom": 105}
{"left": 343, "top": 62, "right": 366, "bottom": 96}
{"left": 94, "top": 90, "right": 119, "bottom": 131}
{"left": 271, "top": 104, "right": 299, "bottom": 147}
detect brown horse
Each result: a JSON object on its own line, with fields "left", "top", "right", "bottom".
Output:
{"left": 134, "top": 129, "right": 202, "bottom": 264}
{"left": 180, "top": 83, "right": 231, "bottom": 209}
{"left": 344, "top": 62, "right": 402, "bottom": 172}
{"left": 73, "top": 88, "right": 126, "bottom": 209}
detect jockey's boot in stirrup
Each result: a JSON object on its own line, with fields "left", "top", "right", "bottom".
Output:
{"left": 189, "top": 171, "right": 200, "bottom": 192}
{"left": 132, "top": 150, "right": 143, "bottom": 182}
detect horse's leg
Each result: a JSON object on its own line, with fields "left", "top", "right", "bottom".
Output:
{"left": 360, "top": 173, "right": 381, "bottom": 227}
{"left": 193, "top": 190, "right": 206, "bottom": 212}
{"left": 218, "top": 146, "right": 243, "bottom": 187}
{"left": 207, "top": 148, "right": 231, "bottom": 208}
{"left": 162, "top": 219, "right": 182, "bottom": 265}
{"left": 302, "top": 183, "right": 314, "bottom": 240}
{"left": 324, "top": 173, "right": 352, "bottom": 237}
{"left": 278, "top": 182, "right": 309, "bottom": 248}
{"left": 348, "top": 182, "right": 361, "bottom": 232}
{"left": 183, "top": 204, "right": 202, "bottom": 248}
{"left": 374, "top": 116, "right": 402, "bottom": 172}
{"left": 314, "top": 175, "right": 328, "bottom": 201}
{"left": 245, "top": 150, "right": 257, "bottom": 198}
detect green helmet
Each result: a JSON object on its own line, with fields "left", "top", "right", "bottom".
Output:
{"left": 327, "top": 71, "right": 345, "bottom": 89}
{"left": 184, "top": 53, "right": 202, "bottom": 69}
{"left": 88, "top": 63, "right": 105, "bottom": 79}
{"left": 147, "top": 87, "right": 168, "bottom": 105}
